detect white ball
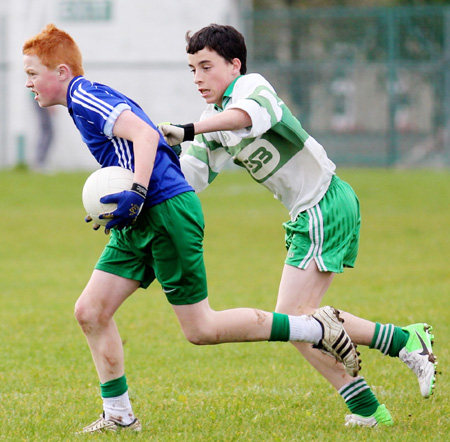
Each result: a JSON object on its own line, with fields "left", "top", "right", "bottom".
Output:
{"left": 82, "top": 166, "right": 134, "bottom": 226}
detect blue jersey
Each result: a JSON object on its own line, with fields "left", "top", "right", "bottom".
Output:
{"left": 67, "top": 76, "right": 193, "bottom": 207}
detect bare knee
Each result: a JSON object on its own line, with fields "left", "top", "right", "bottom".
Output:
{"left": 182, "top": 325, "right": 214, "bottom": 345}
{"left": 74, "top": 299, "right": 94, "bottom": 333}
{"left": 173, "top": 300, "right": 219, "bottom": 345}
{"left": 74, "top": 297, "right": 111, "bottom": 334}
{"left": 178, "top": 318, "right": 220, "bottom": 345}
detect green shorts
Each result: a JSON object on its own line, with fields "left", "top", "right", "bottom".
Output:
{"left": 95, "top": 191, "right": 208, "bottom": 305}
{"left": 284, "top": 176, "right": 361, "bottom": 273}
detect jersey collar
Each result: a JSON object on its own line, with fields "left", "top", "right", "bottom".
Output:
{"left": 214, "top": 75, "right": 243, "bottom": 111}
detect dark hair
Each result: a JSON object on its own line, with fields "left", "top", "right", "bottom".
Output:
{"left": 185, "top": 24, "right": 247, "bottom": 74}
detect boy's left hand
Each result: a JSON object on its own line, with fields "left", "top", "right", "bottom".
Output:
{"left": 99, "top": 183, "right": 147, "bottom": 230}
{"left": 85, "top": 215, "right": 112, "bottom": 234}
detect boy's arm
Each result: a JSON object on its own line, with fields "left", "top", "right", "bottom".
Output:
{"left": 160, "top": 108, "right": 251, "bottom": 146}
{"left": 113, "top": 110, "right": 159, "bottom": 186}
{"left": 98, "top": 110, "right": 159, "bottom": 231}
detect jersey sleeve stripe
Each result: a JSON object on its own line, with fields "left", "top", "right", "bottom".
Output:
{"left": 104, "top": 103, "right": 131, "bottom": 138}
{"left": 72, "top": 95, "right": 109, "bottom": 121}
{"left": 72, "top": 84, "right": 115, "bottom": 122}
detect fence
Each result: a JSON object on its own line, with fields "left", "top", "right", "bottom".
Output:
{"left": 244, "top": 5, "right": 450, "bottom": 167}
{"left": 1, "top": 5, "right": 449, "bottom": 169}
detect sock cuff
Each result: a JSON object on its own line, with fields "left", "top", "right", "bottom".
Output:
{"left": 371, "top": 323, "right": 394, "bottom": 355}
{"left": 269, "top": 312, "right": 290, "bottom": 342}
{"left": 369, "top": 322, "right": 381, "bottom": 348}
{"left": 339, "top": 377, "right": 379, "bottom": 416}
{"left": 338, "top": 376, "right": 367, "bottom": 401}
{"left": 100, "top": 375, "right": 128, "bottom": 398}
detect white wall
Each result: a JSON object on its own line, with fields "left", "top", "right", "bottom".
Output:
{"left": 4, "top": 0, "right": 244, "bottom": 171}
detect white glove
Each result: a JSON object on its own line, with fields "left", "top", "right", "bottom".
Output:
{"left": 159, "top": 123, "right": 195, "bottom": 146}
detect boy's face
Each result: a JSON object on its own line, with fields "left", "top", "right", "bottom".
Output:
{"left": 188, "top": 48, "right": 241, "bottom": 107}
{"left": 23, "top": 54, "right": 66, "bottom": 107}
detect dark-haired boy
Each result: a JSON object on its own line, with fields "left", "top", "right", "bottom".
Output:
{"left": 160, "top": 23, "right": 437, "bottom": 427}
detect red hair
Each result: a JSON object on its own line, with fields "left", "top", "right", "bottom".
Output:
{"left": 23, "top": 24, "right": 84, "bottom": 76}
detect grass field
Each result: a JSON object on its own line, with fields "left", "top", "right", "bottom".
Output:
{"left": 0, "top": 168, "right": 449, "bottom": 441}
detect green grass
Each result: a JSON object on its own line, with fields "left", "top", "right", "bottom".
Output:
{"left": 0, "top": 168, "right": 449, "bottom": 441}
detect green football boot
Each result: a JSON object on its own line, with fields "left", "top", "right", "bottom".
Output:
{"left": 345, "top": 404, "right": 393, "bottom": 427}
{"left": 399, "top": 323, "right": 437, "bottom": 398}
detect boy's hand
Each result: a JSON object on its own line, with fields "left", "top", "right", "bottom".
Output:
{"left": 85, "top": 215, "right": 110, "bottom": 234}
{"left": 98, "top": 183, "right": 147, "bottom": 230}
{"left": 159, "top": 123, "right": 195, "bottom": 146}
{"left": 84, "top": 215, "right": 104, "bottom": 233}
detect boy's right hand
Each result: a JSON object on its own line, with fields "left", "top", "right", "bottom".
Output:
{"left": 159, "top": 123, "right": 195, "bottom": 146}
{"left": 99, "top": 183, "right": 147, "bottom": 230}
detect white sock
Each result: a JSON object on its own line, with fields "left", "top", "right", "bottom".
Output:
{"left": 288, "top": 315, "right": 322, "bottom": 344}
{"left": 103, "top": 391, "right": 135, "bottom": 426}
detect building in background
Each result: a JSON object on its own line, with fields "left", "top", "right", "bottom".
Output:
{"left": 1, "top": 1, "right": 449, "bottom": 170}
{"left": 0, "top": 0, "right": 245, "bottom": 170}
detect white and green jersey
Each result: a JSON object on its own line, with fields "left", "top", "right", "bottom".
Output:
{"left": 181, "top": 73, "right": 336, "bottom": 220}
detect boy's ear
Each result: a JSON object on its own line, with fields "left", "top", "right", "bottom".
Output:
{"left": 232, "top": 58, "right": 242, "bottom": 75}
{"left": 57, "top": 64, "right": 71, "bottom": 80}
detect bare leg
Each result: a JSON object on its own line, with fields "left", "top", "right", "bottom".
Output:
{"left": 275, "top": 263, "right": 372, "bottom": 390}
{"left": 172, "top": 290, "right": 359, "bottom": 379}
{"left": 74, "top": 269, "right": 140, "bottom": 383}
{"left": 172, "top": 298, "right": 274, "bottom": 344}
{"left": 338, "top": 312, "right": 376, "bottom": 346}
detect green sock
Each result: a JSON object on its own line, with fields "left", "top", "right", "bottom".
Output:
{"left": 370, "top": 322, "right": 409, "bottom": 357}
{"left": 339, "top": 377, "right": 380, "bottom": 417}
{"left": 100, "top": 375, "right": 128, "bottom": 398}
{"left": 269, "top": 312, "right": 290, "bottom": 341}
